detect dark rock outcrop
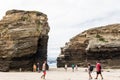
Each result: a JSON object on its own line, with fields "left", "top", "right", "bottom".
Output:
{"left": 0, "top": 10, "right": 50, "bottom": 71}
{"left": 57, "top": 24, "right": 120, "bottom": 68}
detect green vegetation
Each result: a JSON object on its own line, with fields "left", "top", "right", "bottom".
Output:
{"left": 21, "top": 16, "right": 29, "bottom": 21}
{"left": 20, "top": 14, "right": 31, "bottom": 22}
{"left": 95, "top": 34, "right": 108, "bottom": 42}
{"left": 96, "top": 34, "right": 101, "bottom": 38}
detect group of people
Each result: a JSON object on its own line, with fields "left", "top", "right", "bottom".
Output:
{"left": 33, "top": 60, "right": 103, "bottom": 80}
{"left": 64, "top": 64, "right": 78, "bottom": 72}
{"left": 33, "top": 62, "right": 40, "bottom": 72}
{"left": 64, "top": 60, "right": 103, "bottom": 80}
{"left": 33, "top": 61, "right": 47, "bottom": 79}
{"left": 88, "top": 61, "right": 103, "bottom": 80}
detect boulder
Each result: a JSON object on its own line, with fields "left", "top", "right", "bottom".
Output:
{"left": 57, "top": 24, "right": 120, "bottom": 68}
{"left": 0, "top": 10, "right": 50, "bottom": 71}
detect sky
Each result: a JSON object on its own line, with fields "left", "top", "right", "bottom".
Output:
{"left": 0, "top": 0, "right": 120, "bottom": 59}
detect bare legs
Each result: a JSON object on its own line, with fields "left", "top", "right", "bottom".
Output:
{"left": 41, "top": 71, "right": 46, "bottom": 79}
{"left": 95, "top": 72, "right": 103, "bottom": 79}
{"left": 41, "top": 74, "right": 45, "bottom": 79}
{"left": 88, "top": 72, "right": 92, "bottom": 79}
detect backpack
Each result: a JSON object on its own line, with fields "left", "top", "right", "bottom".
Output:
{"left": 89, "top": 66, "right": 94, "bottom": 71}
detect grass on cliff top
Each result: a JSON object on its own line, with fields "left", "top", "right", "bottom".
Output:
{"left": 95, "top": 34, "right": 108, "bottom": 42}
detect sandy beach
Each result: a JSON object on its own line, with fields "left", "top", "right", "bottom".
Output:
{"left": 0, "top": 67, "right": 120, "bottom": 80}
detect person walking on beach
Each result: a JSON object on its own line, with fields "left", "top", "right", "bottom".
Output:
{"left": 33, "top": 64, "right": 37, "bottom": 72}
{"left": 87, "top": 63, "right": 94, "bottom": 79}
{"left": 64, "top": 64, "right": 68, "bottom": 71}
{"left": 41, "top": 61, "right": 47, "bottom": 79}
{"left": 37, "top": 62, "right": 40, "bottom": 73}
{"left": 95, "top": 61, "right": 103, "bottom": 79}
{"left": 71, "top": 64, "right": 75, "bottom": 72}
{"left": 75, "top": 64, "right": 78, "bottom": 71}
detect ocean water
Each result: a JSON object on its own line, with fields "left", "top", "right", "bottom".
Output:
{"left": 48, "top": 57, "right": 57, "bottom": 67}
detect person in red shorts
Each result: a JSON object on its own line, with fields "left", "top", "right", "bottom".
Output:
{"left": 95, "top": 60, "right": 103, "bottom": 79}
{"left": 41, "top": 61, "right": 47, "bottom": 79}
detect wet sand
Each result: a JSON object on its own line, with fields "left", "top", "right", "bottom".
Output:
{"left": 0, "top": 67, "right": 120, "bottom": 80}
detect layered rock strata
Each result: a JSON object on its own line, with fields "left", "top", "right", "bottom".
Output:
{"left": 57, "top": 24, "right": 120, "bottom": 68}
{"left": 0, "top": 10, "right": 50, "bottom": 71}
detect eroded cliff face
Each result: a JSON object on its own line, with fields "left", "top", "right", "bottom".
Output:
{"left": 0, "top": 10, "right": 50, "bottom": 71}
{"left": 57, "top": 24, "right": 120, "bottom": 68}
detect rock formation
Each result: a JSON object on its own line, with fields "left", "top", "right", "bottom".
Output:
{"left": 57, "top": 24, "right": 120, "bottom": 68}
{"left": 0, "top": 10, "right": 50, "bottom": 71}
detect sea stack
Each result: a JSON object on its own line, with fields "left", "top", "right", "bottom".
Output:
{"left": 57, "top": 24, "right": 120, "bottom": 68}
{"left": 0, "top": 10, "right": 50, "bottom": 71}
